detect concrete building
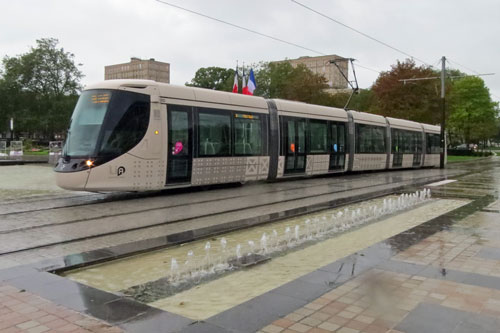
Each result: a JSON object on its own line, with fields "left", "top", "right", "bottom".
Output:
{"left": 105, "top": 57, "right": 170, "bottom": 83}
{"left": 274, "top": 55, "right": 350, "bottom": 93}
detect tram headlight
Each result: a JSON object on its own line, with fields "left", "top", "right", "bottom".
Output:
{"left": 86, "top": 160, "right": 94, "bottom": 167}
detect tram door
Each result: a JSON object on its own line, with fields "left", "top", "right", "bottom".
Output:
{"left": 392, "top": 129, "right": 403, "bottom": 167}
{"left": 329, "top": 122, "right": 346, "bottom": 170}
{"left": 413, "top": 132, "right": 423, "bottom": 166}
{"left": 166, "top": 106, "right": 192, "bottom": 184}
{"left": 284, "top": 118, "right": 306, "bottom": 174}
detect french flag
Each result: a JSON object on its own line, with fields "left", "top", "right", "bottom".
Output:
{"left": 246, "top": 69, "right": 256, "bottom": 95}
{"left": 232, "top": 66, "right": 238, "bottom": 93}
{"left": 242, "top": 68, "right": 248, "bottom": 95}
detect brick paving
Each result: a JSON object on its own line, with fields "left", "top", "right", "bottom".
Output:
{"left": 259, "top": 268, "right": 500, "bottom": 333}
{"left": 0, "top": 283, "right": 121, "bottom": 333}
{"left": 258, "top": 205, "right": 500, "bottom": 333}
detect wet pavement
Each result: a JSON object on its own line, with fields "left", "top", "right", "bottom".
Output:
{"left": 0, "top": 165, "right": 459, "bottom": 269}
{"left": 0, "top": 157, "right": 499, "bottom": 332}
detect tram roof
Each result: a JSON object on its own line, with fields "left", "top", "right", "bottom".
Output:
{"left": 348, "top": 110, "right": 387, "bottom": 126}
{"left": 273, "top": 99, "right": 348, "bottom": 121}
{"left": 422, "top": 123, "right": 441, "bottom": 134}
{"left": 386, "top": 117, "right": 423, "bottom": 131}
{"left": 84, "top": 80, "right": 269, "bottom": 111}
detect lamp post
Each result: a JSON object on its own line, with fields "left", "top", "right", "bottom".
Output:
{"left": 9, "top": 117, "right": 14, "bottom": 141}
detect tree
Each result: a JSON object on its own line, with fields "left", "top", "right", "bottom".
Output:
{"left": 254, "top": 61, "right": 329, "bottom": 104}
{"left": 448, "top": 76, "right": 499, "bottom": 145}
{"left": 186, "top": 67, "right": 235, "bottom": 91}
{"left": 0, "top": 38, "right": 83, "bottom": 139}
{"left": 318, "top": 89, "right": 375, "bottom": 112}
{"left": 370, "top": 59, "right": 441, "bottom": 124}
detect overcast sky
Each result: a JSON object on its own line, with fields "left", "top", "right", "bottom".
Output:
{"left": 1, "top": 0, "right": 499, "bottom": 102}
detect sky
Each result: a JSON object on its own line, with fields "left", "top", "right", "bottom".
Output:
{"left": 1, "top": 0, "right": 499, "bottom": 102}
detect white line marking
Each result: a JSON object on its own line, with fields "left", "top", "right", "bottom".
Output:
{"left": 426, "top": 179, "right": 457, "bottom": 187}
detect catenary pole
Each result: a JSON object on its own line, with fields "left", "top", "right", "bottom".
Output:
{"left": 440, "top": 56, "right": 446, "bottom": 169}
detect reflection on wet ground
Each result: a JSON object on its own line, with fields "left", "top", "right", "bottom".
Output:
{"left": 258, "top": 158, "right": 500, "bottom": 333}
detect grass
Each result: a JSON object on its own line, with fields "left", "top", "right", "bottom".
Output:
{"left": 447, "top": 155, "right": 486, "bottom": 163}
{"left": 2, "top": 149, "right": 50, "bottom": 155}
{"left": 23, "top": 150, "right": 49, "bottom": 155}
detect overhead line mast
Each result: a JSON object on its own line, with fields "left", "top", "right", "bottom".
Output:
{"left": 398, "top": 57, "right": 495, "bottom": 169}
{"left": 440, "top": 56, "right": 446, "bottom": 169}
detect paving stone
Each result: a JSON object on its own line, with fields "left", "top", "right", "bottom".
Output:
{"left": 288, "top": 322, "right": 311, "bottom": 332}
{"left": 395, "top": 302, "right": 500, "bottom": 333}
{"left": 318, "top": 321, "right": 340, "bottom": 331}
{"left": 16, "top": 320, "right": 39, "bottom": 330}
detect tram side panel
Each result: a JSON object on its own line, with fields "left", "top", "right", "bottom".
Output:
{"left": 422, "top": 123, "right": 441, "bottom": 168}
{"left": 348, "top": 111, "right": 388, "bottom": 172}
{"left": 271, "top": 100, "right": 349, "bottom": 179}
{"left": 174, "top": 105, "right": 270, "bottom": 187}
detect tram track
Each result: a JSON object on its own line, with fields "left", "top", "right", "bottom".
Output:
{"left": 0, "top": 168, "right": 445, "bottom": 217}
{"left": 0, "top": 169, "right": 459, "bottom": 257}
{"left": 0, "top": 169, "right": 451, "bottom": 234}
{"left": 0, "top": 168, "right": 401, "bottom": 220}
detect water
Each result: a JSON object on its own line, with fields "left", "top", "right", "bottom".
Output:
{"left": 63, "top": 193, "right": 469, "bottom": 320}
{"left": 66, "top": 190, "right": 433, "bottom": 293}
{"left": 150, "top": 197, "right": 468, "bottom": 320}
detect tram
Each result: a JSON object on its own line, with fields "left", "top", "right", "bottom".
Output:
{"left": 55, "top": 80, "right": 442, "bottom": 192}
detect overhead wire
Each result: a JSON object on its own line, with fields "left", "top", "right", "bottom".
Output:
{"left": 353, "top": 62, "right": 381, "bottom": 74}
{"left": 154, "top": 0, "right": 382, "bottom": 75}
{"left": 446, "top": 58, "right": 481, "bottom": 75}
{"left": 155, "top": 0, "right": 326, "bottom": 56}
{"left": 290, "top": 0, "right": 433, "bottom": 68}
{"left": 445, "top": 58, "right": 499, "bottom": 101}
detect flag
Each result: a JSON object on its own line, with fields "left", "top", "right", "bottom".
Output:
{"left": 242, "top": 67, "right": 249, "bottom": 95}
{"left": 246, "top": 69, "right": 256, "bottom": 95}
{"left": 232, "top": 65, "right": 238, "bottom": 93}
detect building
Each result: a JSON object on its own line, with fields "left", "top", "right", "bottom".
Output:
{"left": 105, "top": 57, "right": 170, "bottom": 83}
{"left": 274, "top": 55, "right": 350, "bottom": 93}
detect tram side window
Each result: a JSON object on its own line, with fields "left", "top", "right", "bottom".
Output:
{"left": 404, "top": 131, "right": 414, "bottom": 153}
{"left": 426, "top": 133, "right": 441, "bottom": 154}
{"left": 198, "top": 112, "right": 231, "bottom": 156}
{"left": 308, "top": 120, "right": 328, "bottom": 154}
{"left": 355, "top": 124, "right": 386, "bottom": 154}
{"left": 234, "top": 114, "right": 262, "bottom": 156}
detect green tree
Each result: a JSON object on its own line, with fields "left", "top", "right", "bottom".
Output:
{"left": 0, "top": 38, "right": 83, "bottom": 139}
{"left": 318, "top": 89, "right": 375, "bottom": 111}
{"left": 187, "top": 62, "right": 331, "bottom": 105}
{"left": 254, "top": 61, "right": 329, "bottom": 104}
{"left": 370, "top": 59, "right": 441, "bottom": 123}
{"left": 448, "top": 76, "right": 499, "bottom": 145}
{"left": 186, "top": 67, "right": 235, "bottom": 91}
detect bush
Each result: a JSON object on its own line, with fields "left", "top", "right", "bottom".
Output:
{"left": 447, "top": 149, "right": 493, "bottom": 157}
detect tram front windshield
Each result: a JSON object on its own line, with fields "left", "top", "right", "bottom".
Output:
{"left": 63, "top": 89, "right": 150, "bottom": 162}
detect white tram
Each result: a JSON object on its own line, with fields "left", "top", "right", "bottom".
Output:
{"left": 55, "top": 80, "right": 443, "bottom": 192}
